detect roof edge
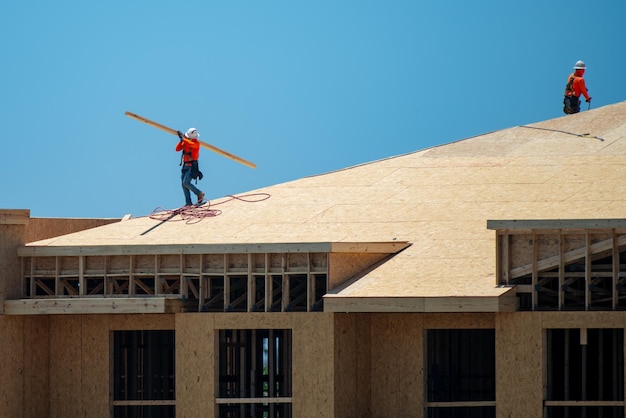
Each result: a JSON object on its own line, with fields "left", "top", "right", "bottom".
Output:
{"left": 488, "top": 219, "right": 626, "bottom": 230}
{"left": 18, "top": 241, "right": 410, "bottom": 257}
{"left": 324, "top": 289, "right": 517, "bottom": 313}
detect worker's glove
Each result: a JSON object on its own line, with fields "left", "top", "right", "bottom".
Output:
{"left": 177, "top": 130, "right": 184, "bottom": 140}
{"left": 585, "top": 97, "right": 592, "bottom": 103}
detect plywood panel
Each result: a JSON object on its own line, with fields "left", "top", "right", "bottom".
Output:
{"left": 23, "top": 316, "right": 50, "bottom": 418}
{"left": 0, "top": 316, "right": 24, "bottom": 418}
{"left": 174, "top": 312, "right": 335, "bottom": 417}
{"left": 292, "top": 313, "right": 335, "bottom": 418}
{"left": 496, "top": 312, "right": 543, "bottom": 418}
{"left": 50, "top": 315, "right": 82, "bottom": 418}
{"left": 423, "top": 312, "right": 495, "bottom": 328}
{"left": 370, "top": 313, "right": 423, "bottom": 417}
{"left": 213, "top": 312, "right": 294, "bottom": 330}
{"left": 328, "top": 252, "right": 390, "bottom": 290}
{"left": 333, "top": 313, "right": 371, "bottom": 418}
{"left": 536, "top": 233, "right": 561, "bottom": 261}
{"left": 175, "top": 313, "right": 216, "bottom": 418}
{"left": 0, "top": 221, "right": 27, "bottom": 302}
{"left": 108, "top": 313, "right": 175, "bottom": 330}
{"left": 541, "top": 311, "right": 626, "bottom": 329}
{"left": 82, "top": 315, "right": 110, "bottom": 418}
{"left": 25, "top": 217, "right": 120, "bottom": 243}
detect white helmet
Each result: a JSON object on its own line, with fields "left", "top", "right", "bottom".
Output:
{"left": 185, "top": 128, "right": 199, "bottom": 139}
{"left": 573, "top": 60, "right": 586, "bottom": 70}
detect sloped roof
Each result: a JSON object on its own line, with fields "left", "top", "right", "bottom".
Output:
{"left": 25, "top": 101, "right": 626, "bottom": 311}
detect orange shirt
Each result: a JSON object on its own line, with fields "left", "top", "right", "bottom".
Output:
{"left": 175, "top": 138, "right": 200, "bottom": 166}
{"left": 566, "top": 70, "right": 590, "bottom": 100}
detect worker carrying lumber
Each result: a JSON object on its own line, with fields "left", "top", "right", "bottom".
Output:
{"left": 176, "top": 128, "right": 205, "bottom": 206}
{"left": 563, "top": 60, "right": 591, "bottom": 114}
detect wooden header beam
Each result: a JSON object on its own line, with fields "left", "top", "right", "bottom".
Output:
{"left": 125, "top": 111, "right": 257, "bottom": 169}
{"left": 3, "top": 297, "right": 182, "bottom": 315}
{"left": 18, "top": 241, "right": 408, "bottom": 257}
{"left": 487, "top": 219, "right": 626, "bottom": 230}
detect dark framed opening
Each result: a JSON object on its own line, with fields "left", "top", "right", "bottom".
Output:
{"left": 112, "top": 330, "right": 175, "bottom": 418}
{"left": 545, "top": 328, "right": 624, "bottom": 418}
{"left": 426, "top": 329, "right": 495, "bottom": 418}
{"left": 218, "top": 329, "right": 292, "bottom": 418}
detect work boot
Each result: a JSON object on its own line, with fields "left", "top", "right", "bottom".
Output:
{"left": 197, "top": 192, "right": 205, "bottom": 204}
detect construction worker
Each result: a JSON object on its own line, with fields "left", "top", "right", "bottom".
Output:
{"left": 176, "top": 128, "right": 205, "bottom": 206}
{"left": 563, "top": 60, "right": 591, "bottom": 114}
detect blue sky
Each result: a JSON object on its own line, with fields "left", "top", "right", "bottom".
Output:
{"left": 1, "top": 0, "right": 624, "bottom": 218}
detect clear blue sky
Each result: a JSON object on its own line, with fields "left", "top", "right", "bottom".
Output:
{"left": 1, "top": 0, "right": 624, "bottom": 218}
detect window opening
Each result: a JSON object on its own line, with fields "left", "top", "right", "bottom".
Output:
{"left": 218, "top": 329, "right": 292, "bottom": 418}
{"left": 545, "top": 328, "right": 624, "bottom": 418}
{"left": 112, "top": 330, "right": 175, "bottom": 418}
{"left": 426, "top": 329, "right": 495, "bottom": 418}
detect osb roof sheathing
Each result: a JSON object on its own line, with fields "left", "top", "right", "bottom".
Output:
{"left": 25, "top": 101, "right": 626, "bottom": 304}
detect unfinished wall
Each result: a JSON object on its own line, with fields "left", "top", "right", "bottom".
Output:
{"left": 176, "top": 314, "right": 216, "bottom": 418}
{"left": 370, "top": 313, "right": 424, "bottom": 417}
{"left": 8, "top": 308, "right": 626, "bottom": 418}
{"left": 0, "top": 315, "right": 49, "bottom": 418}
{"left": 496, "top": 312, "right": 543, "bottom": 418}
{"left": 46, "top": 314, "right": 175, "bottom": 418}
{"left": 0, "top": 209, "right": 29, "bottom": 304}
{"left": 0, "top": 211, "right": 47, "bottom": 418}
{"left": 24, "top": 217, "right": 121, "bottom": 243}
{"left": 328, "top": 253, "right": 392, "bottom": 290}
{"left": 333, "top": 313, "right": 371, "bottom": 418}
{"left": 175, "top": 312, "right": 336, "bottom": 418}
{"left": 0, "top": 315, "right": 26, "bottom": 417}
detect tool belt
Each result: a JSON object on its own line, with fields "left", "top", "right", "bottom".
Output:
{"left": 563, "top": 95, "right": 580, "bottom": 114}
{"left": 182, "top": 160, "right": 203, "bottom": 180}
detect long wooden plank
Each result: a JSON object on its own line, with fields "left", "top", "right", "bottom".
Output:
{"left": 125, "top": 111, "right": 257, "bottom": 169}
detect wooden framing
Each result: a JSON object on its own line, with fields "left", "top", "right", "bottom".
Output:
{"left": 489, "top": 219, "right": 626, "bottom": 311}
{"left": 8, "top": 242, "right": 406, "bottom": 315}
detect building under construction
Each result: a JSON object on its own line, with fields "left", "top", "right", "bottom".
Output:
{"left": 2, "top": 101, "right": 626, "bottom": 418}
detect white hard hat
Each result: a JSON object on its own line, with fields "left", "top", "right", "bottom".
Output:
{"left": 185, "top": 128, "right": 199, "bottom": 139}
{"left": 574, "top": 60, "right": 586, "bottom": 70}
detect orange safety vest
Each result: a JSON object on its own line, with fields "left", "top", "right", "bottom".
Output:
{"left": 175, "top": 138, "right": 200, "bottom": 166}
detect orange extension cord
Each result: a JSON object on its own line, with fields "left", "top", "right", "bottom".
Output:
{"left": 148, "top": 193, "right": 271, "bottom": 225}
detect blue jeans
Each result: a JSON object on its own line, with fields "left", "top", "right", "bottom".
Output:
{"left": 181, "top": 166, "right": 203, "bottom": 205}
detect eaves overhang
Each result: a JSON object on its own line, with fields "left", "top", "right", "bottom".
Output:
{"left": 323, "top": 287, "right": 518, "bottom": 313}
{"left": 18, "top": 241, "right": 410, "bottom": 257}
{"left": 487, "top": 219, "right": 626, "bottom": 231}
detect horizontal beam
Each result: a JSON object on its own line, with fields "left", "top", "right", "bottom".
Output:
{"left": 488, "top": 219, "right": 626, "bottom": 230}
{"left": 323, "top": 291, "right": 517, "bottom": 313}
{"left": 3, "top": 297, "right": 182, "bottom": 315}
{"left": 112, "top": 400, "right": 176, "bottom": 406}
{"left": 18, "top": 241, "right": 408, "bottom": 257}
{"left": 215, "top": 397, "right": 292, "bottom": 404}
{"left": 544, "top": 401, "right": 625, "bottom": 407}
